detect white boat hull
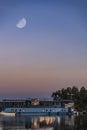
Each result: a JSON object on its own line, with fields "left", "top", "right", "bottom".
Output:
{"left": 0, "top": 111, "right": 15, "bottom": 116}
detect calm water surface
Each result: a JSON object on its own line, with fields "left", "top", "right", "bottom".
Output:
{"left": 0, "top": 115, "right": 87, "bottom": 130}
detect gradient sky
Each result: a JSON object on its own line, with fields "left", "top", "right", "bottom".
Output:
{"left": 0, "top": 0, "right": 87, "bottom": 99}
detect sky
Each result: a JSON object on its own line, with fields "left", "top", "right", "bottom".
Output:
{"left": 0, "top": 0, "right": 87, "bottom": 99}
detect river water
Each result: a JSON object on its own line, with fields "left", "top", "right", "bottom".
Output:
{"left": 0, "top": 115, "right": 86, "bottom": 130}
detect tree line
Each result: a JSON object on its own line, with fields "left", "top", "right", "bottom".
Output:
{"left": 52, "top": 86, "right": 87, "bottom": 111}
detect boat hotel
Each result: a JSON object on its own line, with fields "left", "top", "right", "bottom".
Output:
{"left": 0, "top": 98, "right": 74, "bottom": 116}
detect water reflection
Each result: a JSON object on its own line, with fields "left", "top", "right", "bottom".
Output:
{"left": 0, "top": 115, "right": 86, "bottom": 130}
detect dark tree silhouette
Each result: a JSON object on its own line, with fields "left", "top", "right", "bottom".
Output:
{"left": 51, "top": 86, "right": 87, "bottom": 111}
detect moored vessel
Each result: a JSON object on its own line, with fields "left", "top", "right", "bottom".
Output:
{"left": 0, "top": 98, "right": 74, "bottom": 116}
{"left": 0, "top": 111, "right": 15, "bottom": 116}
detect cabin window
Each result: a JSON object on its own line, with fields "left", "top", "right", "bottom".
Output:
{"left": 19, "top": 109, "right": 21, "bottom": 112}
{"left": 15, "top": 109, "right": 17, "bottom": 112}
{"left": 11, "top": 109, "right": 14, "bottom": 112}
{"left": 22, "top": 109, "right": 25, "bottom": 112}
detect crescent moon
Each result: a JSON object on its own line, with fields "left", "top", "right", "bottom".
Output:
{"left": 16, "top": 18, "right": 27, "bottom": 29}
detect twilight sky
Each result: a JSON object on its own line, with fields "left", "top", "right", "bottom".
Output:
{"left": 0, "top": 0, "right": 87, "bottom": 99}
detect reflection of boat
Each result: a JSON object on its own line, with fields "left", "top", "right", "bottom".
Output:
{"left": 0, "top": 98, "right": 74, "bottom": 116}
{"left": 0, "top": 111, "right": 15, "bottom": 116}
{"left": 0, "top": 115, "right": 75, "bottom": 130}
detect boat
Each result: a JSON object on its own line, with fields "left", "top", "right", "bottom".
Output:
{"left": 0, "top": 98, "right": 74, "bottom": 116}
{"left": 0, "top": 111, "right": 15, "bottom": 116}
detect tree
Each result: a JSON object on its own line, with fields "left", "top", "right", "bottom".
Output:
{"left": 51, "top": 86, "right": 87, "bottom": 111}
{"left": 71, "top": 86, "right": 78, "bottom": 95}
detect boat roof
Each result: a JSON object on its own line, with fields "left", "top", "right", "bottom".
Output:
{"left": 2, "top": 98, "right": 73, "bottom": 103}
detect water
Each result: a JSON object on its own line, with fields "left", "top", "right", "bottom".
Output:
{"left": 0, "top": 115, "right": 86, "bottom": 130}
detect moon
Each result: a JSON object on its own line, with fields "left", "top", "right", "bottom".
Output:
{"left": 16, "top": 18, "right": 26, "bottom": 29}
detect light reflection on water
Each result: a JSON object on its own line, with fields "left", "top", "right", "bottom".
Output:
{"left": 0, "top": 115, "right": 86, "bottom": 130}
